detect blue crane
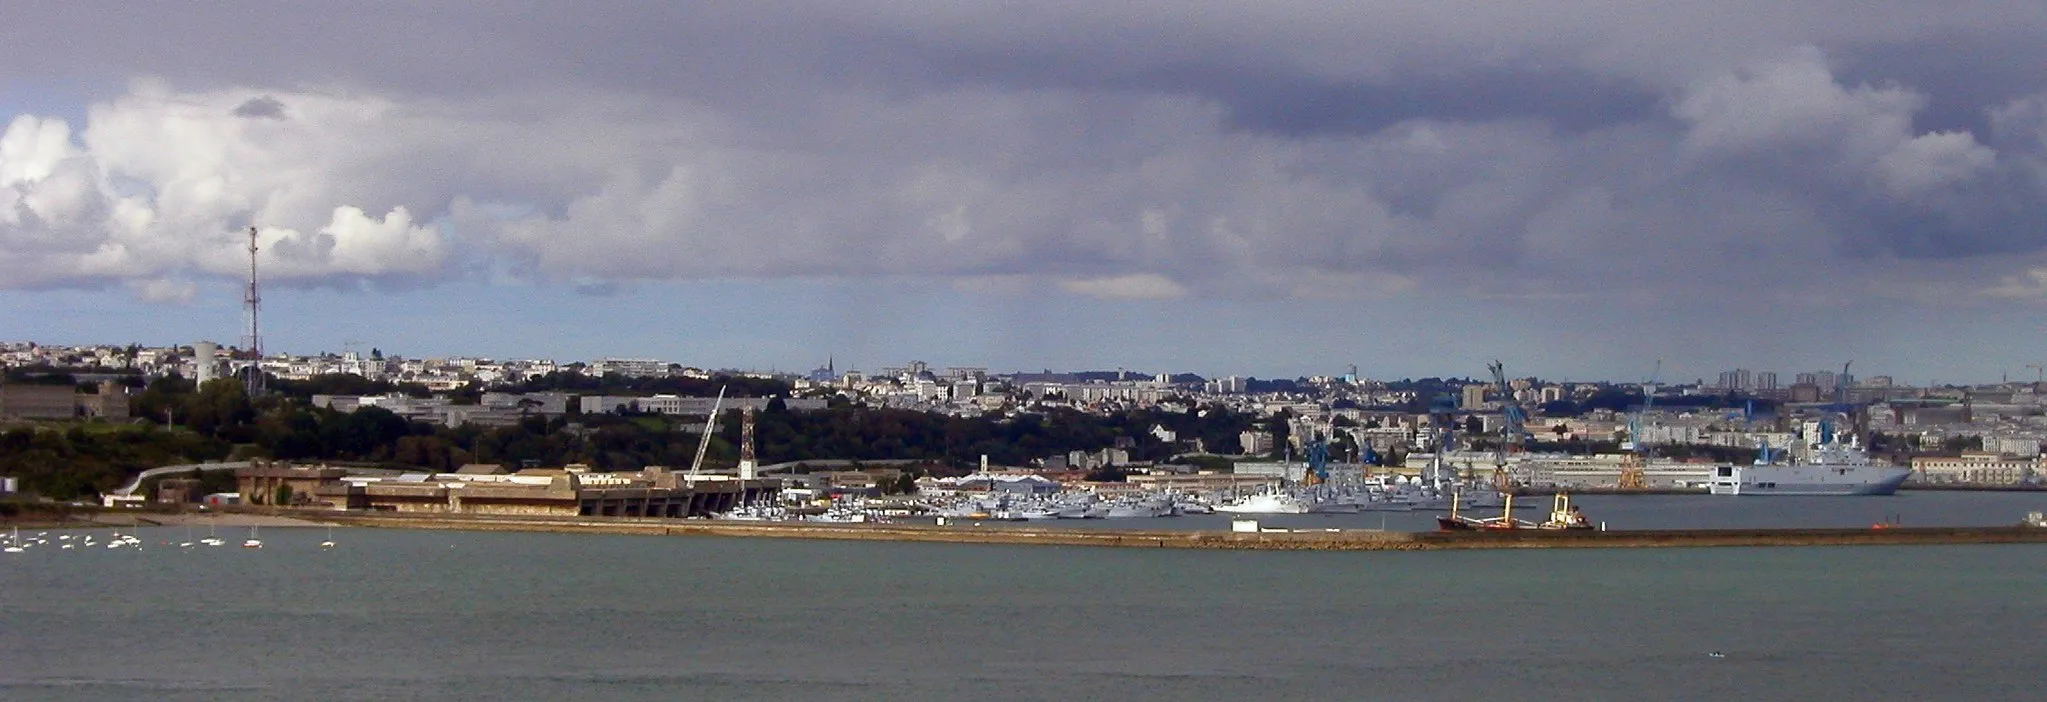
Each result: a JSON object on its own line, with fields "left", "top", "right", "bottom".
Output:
{"left": 1487, "top": 360, "right": 1534, "bottom": 488}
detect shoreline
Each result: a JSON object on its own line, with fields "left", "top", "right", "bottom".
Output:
{"left": 296, "top": 510, "right": 2047, "bottom": 551}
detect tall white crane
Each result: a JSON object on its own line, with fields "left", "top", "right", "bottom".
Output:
{"left": 687, "top": 386, "right": 727, "bottom": 476}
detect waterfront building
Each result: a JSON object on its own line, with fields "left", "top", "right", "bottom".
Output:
{"left": 238, "top": 462, "right": 772, "bottom": 517}
{"left": 1910, "top": 453, "right": 2036, "bottom": 485}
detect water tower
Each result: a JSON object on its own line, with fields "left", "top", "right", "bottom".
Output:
{"left": 194, "top": 341, "right": 218, "bottom": 385}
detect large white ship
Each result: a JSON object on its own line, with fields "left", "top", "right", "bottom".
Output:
{"left": 1709, "top": 428, "right": 1910, "bottom": 496}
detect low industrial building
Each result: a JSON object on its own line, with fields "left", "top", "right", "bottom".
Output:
{"left": 1911, "top": 453, "right": 2038, "bottom": 485}
{"left": 0, "top": 381, "right": 130, "bottom": 420}
{"left": 237, "top": 462, "right": 775, "bottom": 517}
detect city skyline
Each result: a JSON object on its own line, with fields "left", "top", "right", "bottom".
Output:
{"left": 7, "top": 5, "right": 2047, "bottom": 383}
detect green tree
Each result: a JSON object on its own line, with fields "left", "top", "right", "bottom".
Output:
{"left": 184, "top": 379, "right": 256, "bottom": 438}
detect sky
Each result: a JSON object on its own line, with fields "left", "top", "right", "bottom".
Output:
{"left": 4, "top": 3, "right": 2047, "bottom": 384}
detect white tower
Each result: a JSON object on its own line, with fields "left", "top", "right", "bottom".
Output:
{"left": 193, "top": 341, "right": 218, "bottom": 385}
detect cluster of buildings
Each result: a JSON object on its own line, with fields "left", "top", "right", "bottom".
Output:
{"left": 10, "top": 339, "right": 2047, "bottom": 488}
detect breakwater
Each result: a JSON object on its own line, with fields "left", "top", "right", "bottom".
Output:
{"left": 311, "top": 511, "right": 2047, "bottom": 551}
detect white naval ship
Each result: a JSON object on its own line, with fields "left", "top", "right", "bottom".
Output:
{"left": 1709, "top": 423, "right": 1910, "bottom": 496}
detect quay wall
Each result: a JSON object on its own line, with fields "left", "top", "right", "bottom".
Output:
{"left": 301, "top": 510, "right": 2047, "bottom": 551}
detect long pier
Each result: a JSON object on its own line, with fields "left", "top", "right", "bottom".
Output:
{"left": 308, "top": 511, "right": 2047, "bottom": 551}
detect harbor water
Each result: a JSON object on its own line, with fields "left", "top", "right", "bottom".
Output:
{"left": 3, "top": 505, "right": 2045, "bottom": 701}
{"left": 962, "top": 489, "right": 2047, "bottom": 532}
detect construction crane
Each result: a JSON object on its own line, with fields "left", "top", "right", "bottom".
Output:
{"left": 1618, "top": 359, "right": 1662, "bottom": 490}
{"left": 1486, "top": 360, "right": 1532, "bottom": 490}
{"left": 1304, "top": 433, "right": 1331, "bottom": 484}
{"left": 687, "top": 386, "right": 727, "bottom": 476}
{"left": 1425, "top": 392, "right": 1459, "bottom": 484}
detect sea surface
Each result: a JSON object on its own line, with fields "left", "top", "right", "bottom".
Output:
{"left": 3, "top": 495, "right": 2045, "bottom": 701}
{"left": 1000, "top": 489, "right": 2047, "bottom": 532}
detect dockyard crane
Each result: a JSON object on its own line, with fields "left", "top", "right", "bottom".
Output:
{"left": 687, "top": 385, "right": 727, "bottom": 476}
{"left": 1486, "top": 360, "right": 1532, "bottom": 490}
{"left": 1618, "top": 359, "right": 1662, "bottom": 490}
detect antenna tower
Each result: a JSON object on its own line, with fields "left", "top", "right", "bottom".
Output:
{"left": 242, "top": 226, "right": 264, "bottom": 396}
{"left": 738, "top": 405, "right": 758, "bottom": 480}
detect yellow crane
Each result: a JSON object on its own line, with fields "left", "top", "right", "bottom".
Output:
{"left": 1618, "top": 359, "right": 1662, "bottom": 490}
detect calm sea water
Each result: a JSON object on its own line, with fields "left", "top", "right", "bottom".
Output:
{"left": 3, "top": 496, "right": 2044, "bottom": 701}
{"left": 1005, "top": 489, "right": 2047, "bottom": 533}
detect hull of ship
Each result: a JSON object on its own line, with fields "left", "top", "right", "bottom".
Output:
{"left": 1710, "top": 466, "right": 1912, "bottom": 496}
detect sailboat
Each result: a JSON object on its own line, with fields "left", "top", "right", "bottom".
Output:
{"left": 320, "top": 525, "right": 336, "bottom": 549}
{"left": 200, "top": 524, "right": 225, "bottom": 547}
{"left": 242, "top": 525, "right": 263, "bottom": 549}
{"left": 4, "top": 526, "right": 22, "bottom": 553}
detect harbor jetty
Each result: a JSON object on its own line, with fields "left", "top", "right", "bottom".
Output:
{"left": 305, "top": 511, "right": 2047, "bottom": 551}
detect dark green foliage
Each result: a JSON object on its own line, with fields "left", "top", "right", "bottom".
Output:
{"left": 0, "top": 424, "right": 232, "bottom": 500}
{"left": 24, "top": 372, "right": 1260, "bottom": 499}
{"left": 1084, "top": 466, "right": 1128, "bottom": 482}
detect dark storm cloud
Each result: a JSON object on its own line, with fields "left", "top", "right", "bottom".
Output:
{"left": 8, "top": 1, "right": 2047, "bottom": 309}
{"left": 231, "top": 95, "right": 286, "bottom": 120}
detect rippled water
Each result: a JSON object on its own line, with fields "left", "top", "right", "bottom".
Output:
{"left": 3, "top": 514, "right": 2043, "bottom": 701}
{"left": 987, "top": 489, "right": 2047, "bottom": 532}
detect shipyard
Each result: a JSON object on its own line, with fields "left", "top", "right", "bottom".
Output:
{"left": 13, "top": 348, "right": 2047, "bottom": 550}
{"left": 16, "top": 5, "right": 2047, "bottom": 699}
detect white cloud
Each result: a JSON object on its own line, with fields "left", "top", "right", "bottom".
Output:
{"left": 131, "top": 278, "right": 197, "bottom": 303}
{"left": 1058, "top": 273, "right": 1189, "bottom": 300}
{"left": 1674, "top": 48, "right": 1922, "bottom": 162}
{"left": 1876, "top": 131, "right": 1996, "bottom": 197}
{"left": 1984, "top": 267, "right": 2047, "bottom": 299}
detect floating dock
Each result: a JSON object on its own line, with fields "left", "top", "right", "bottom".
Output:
{"left": 310, "top": 512, "right": 2047, "bottom": 551}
